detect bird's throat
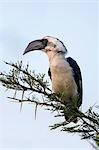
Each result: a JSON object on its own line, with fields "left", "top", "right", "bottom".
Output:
{"left": 48, "top": 52, "right": 65, "bottom": 65}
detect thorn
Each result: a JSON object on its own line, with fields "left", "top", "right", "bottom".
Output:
{"left": 34, "top": 103, "right": 38, "bottom": 120}
{"left": 20, "top": 101, "right": 23, "bottom": 112}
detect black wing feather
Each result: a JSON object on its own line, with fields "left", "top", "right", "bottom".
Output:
{"left": 48, "top": 68, "right": 52, "bottom": 80}
{"left": 67, "top": 57, "right": 83, "bottom": 107}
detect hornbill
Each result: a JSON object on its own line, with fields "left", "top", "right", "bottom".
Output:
{"left": 23, "top": 36, "right": 82, "bottom": 123}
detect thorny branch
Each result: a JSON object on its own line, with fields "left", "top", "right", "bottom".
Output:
{"left": 0, "top": 61, "right": 99, "bottom": 149}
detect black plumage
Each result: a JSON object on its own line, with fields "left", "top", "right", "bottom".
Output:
{"left": 48, "top": 68, "right": 52, "bottom": 80}
{"left": 66, "top": 57, "right": 82, "bottom": 107}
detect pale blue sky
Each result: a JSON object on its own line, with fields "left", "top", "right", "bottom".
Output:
{"left": 0, "top": 1, "right": 98, "bottom": 150}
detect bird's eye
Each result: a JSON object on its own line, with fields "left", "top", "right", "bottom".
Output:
{"left": 53, "top": 44, "right": 56, "bottom": 48}
{"left": 49, "top": 42, "right": 56, "bottom": 48}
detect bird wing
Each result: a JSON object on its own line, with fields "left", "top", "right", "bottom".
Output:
{"left": 48, "top": 68, "right": 52, "bottom": 80}
{"left": 66, "top": 57, "right": 83, "bottom": 107}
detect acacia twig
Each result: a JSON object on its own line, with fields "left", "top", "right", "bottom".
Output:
{"left": 0, "top": 61, "right": 99, "bottom": 149}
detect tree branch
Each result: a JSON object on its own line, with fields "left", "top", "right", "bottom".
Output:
{"left": 0, "top": 61, "right": 99, "bottom": 149}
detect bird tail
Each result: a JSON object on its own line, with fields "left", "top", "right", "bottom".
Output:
{"left": 64, "top": 101, "right": 79, "bottom": 123}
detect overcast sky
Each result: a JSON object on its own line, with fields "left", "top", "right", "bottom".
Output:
{"left": 0, "top": 1, "right": 98, "bottom": 150}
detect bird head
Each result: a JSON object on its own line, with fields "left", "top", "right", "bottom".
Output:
{"left": 23, "top": 36, "right": 67, "bottom": 54}
{"left": 23, "top": 36, "right": 67, "bottom": 62}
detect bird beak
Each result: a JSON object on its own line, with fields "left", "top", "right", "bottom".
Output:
{"left": 23, "top": 39, "right": 48, "bottom": 55}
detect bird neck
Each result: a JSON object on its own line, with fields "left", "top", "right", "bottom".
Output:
{"left": 48, "top": 52, "right": 65, "bottom": 64}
